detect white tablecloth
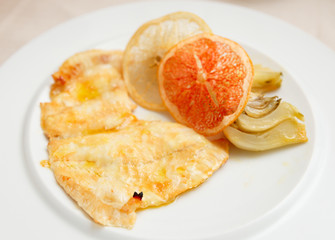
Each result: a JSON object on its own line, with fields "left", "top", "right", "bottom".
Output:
{"left": 0, "top": 0, "right": 334, "bottom": 65}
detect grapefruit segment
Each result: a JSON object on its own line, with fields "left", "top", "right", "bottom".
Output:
{"left": 158, "top": 33, "right": 254, "bottom": 135}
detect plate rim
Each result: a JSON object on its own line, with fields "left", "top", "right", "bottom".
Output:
{"left": 0, "top": 1, "right": 334, "bottom": 239}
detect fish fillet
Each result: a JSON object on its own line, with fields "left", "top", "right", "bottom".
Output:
{"left": 51, "top": 49, "right": 123, "bottom": 98}
{"left": 41, "top": 50, "right": 136, "bottom": 138}
{"left": 48, "top": 121, "right": 229, "bottom": 228}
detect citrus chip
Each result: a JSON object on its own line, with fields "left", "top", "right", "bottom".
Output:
{"left": 158, "top": 33, "right": 254, "bottom": 135}
{"left": 123, "top": 12, "right": 212, "bottom": 110}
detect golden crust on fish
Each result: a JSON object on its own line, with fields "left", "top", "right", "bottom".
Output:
{"left": 48, "top": 121, "right": 229, "bottom": 228}
{"left": 51, "top": 49, "right": 123, "bottom": 98}
{"left": 41, "top": 51, "right": 136, "bottom": 139}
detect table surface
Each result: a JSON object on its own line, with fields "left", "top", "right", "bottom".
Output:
{"left": 0, "top": 0, "right": 334, "bottom": 66}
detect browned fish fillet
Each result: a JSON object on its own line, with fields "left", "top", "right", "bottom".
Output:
{"left": 48, "top": 121, "right": 229, "bottom": 229}
{"left": 41, "top": 50, "right": 135, "bottom": 139}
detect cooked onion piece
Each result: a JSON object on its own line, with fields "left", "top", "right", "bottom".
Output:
{"left": 224, "top": 92, "right": 308, "bottom": 151}
{"left": 224, "top": 118, "right": 308, "bottom": 151}
{"left": 236, "top": 101, "right": 305, "bottom": 133}
{"left": 244, "top": 93, "right": 281, "bottom": 118}
{"left": 252, "top": 64, "right": 282, "bottom": 93}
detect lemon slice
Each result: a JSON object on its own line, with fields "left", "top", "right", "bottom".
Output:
{"left": 123, "top": 12, "right": 212, "bottom": 110}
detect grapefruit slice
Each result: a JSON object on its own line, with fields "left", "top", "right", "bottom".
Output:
{"left": 158, "top": 33, "right": 254, "bottom": 135}
{"left": 123, "top": 12, "right": 212, "bottom": 110}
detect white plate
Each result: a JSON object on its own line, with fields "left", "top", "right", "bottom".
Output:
{"left": 1, "top": 1, "right": 334, "bottom": 240}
